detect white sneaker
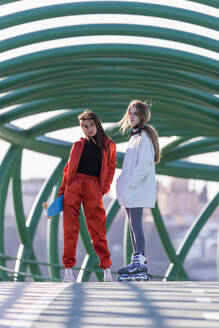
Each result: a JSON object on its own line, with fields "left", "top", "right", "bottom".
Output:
{"left": 63, "top": 268, "right": 75, "bottom": 282}
{"left": 104, "top": 268, "right": 113, "bottom": 282}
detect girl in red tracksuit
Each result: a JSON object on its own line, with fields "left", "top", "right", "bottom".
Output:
{"left": 58, "top": 110, "right": 116, "bottom": 282}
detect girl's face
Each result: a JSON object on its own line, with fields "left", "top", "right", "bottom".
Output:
{"left": 128, "top": 106, "right": 141, "bottom": 127}
{"left": 81, "top": 119, "right": 97, "bottom": 137}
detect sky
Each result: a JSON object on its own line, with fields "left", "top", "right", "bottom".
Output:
{"left": 0, "top": 0, "right": 218, "bottom": 199}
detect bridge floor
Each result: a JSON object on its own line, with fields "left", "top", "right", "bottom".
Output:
{"left": 0, "top": 282, "right": 219, "bottom": 327}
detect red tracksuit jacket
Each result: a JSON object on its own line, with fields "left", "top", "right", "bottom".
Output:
{"left": 58, "top": 137, "right": 116, "bottom": 196}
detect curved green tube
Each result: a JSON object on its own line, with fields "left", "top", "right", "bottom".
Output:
{"left": 1, "top": 2, "right": 218, "bottom": 31}
{"left": 14, "top": 161, "right": 64, "bottom": 281}
{"left": 0, "top": 44, "right": 218, "bottom": 78}
{"left": 47, "top": 163, "right": 65, "bottom": 280}
{"left": 151, "top": 202, "right": 188, "bottom": 280}
{"left": 12, "top": 148, "right": 43, "bottom": 281}
{"left": 165, "top": 192, "right": 219, "bottom": 280}
{"left": 160, "top": 138, "right": 219, "bottom": 163}
{"left": 0, "top": 1, "right": 218, "bottom": 283}
{"left": 190, "top": 0, "right": 219, "bottom": 8}
{"left": 1, "top": 24, "right": 218, "bottom": 54}
{"left": 1, "top": 67, "right": 218, "bottom": 94}
{"left": 0, "top": 82, "right": 217, "bottom": 111}
{"left": 0, "top": 146, "right": 18, "bottom": 280}
{"left": 1, "top": 95, "right": 218, "bottom": 125}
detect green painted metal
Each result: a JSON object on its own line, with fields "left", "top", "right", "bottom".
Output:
{"left": 12, "top": 148, "right": 41, "bottom": 281}
{"left": 0, "top": 1, "right": 218, "bottom": 282}
{"left": 189, "top": 0, "right": 219, "bottom": 8}
{"left": 160, "top": 138, "right": 219, "bottom": 163}
{"left": 0, "top": 78, "right": 218, "bottom": 109}
{"left": 0, "top": 146, "right": 18, "bottom": 280}
{"left": 165, "top": 192, "right": 219, "bottom": 280}
{"left": 14, "top": 161, "right": 64, "bottom": 281}
{"left": 161, "top": 137, "right": 191, "bottom": 156}
{"left": 0, "top": 0, "right": 19, "bottom": 4}
{"left": 47, "top": 165, "right": 65, "bottom": 280}
{"left": 151, "top": 203, "right": 189, "bottom": 280}
{"left": 1, "top": 24, "right": 218, "bottom": 53}
{"left": 1, "top": 44, "right": 218, "bottom": 78}
{"left": 1, "top": 2, "right": 218, "bottom": 30}
{"left": 1, "top": 68, "right": 218, "bottom": 94}
{"left": 156, "top": 161, "right": 219, "bottom": 181}
{"left": 1, "top": 98, "right": 218, "bottom": 127}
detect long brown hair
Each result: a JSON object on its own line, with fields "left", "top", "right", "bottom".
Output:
{"left": 78, "top": 110, "right": 109, "bottom": 151}
{"left": 118, "top": 100, "right": 161, "bottom": 163}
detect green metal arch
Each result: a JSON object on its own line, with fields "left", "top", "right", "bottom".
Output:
{"left": 1, "top": 83, "right": 217, "bottom": 110}
{"left": 190, "top": 0, "right": 219, "bottom": 8}
{"left": 1, "top": 44, "right": 218, "bottom": 78}
{"left": 1, "top": 67, "right": 218, "bottom": 94}
{"left": 1, "top": 24, "right": 218, "bottom": 54}
{"left": 0, "top": 1, "right": 218, "bottom": 282}
{"left": 1, "top": 2, "right": 218, "bottom": 31}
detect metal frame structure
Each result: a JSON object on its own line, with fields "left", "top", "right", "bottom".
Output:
{"left": 0, "top": 1, "right": 218, "bottom": 282}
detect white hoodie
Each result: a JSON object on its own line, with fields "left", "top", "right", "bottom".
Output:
{"left": 116, "top": 130, "right": 156, "bottom": 208}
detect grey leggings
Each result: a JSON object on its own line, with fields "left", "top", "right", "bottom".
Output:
{"left": 125, "top": 207, "right": 145, "bottom": 254}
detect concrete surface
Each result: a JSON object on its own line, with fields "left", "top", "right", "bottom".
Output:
{"left": 0, "top": 282, "right": 219, "bottom": 327}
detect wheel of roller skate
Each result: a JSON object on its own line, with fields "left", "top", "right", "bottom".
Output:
{"left": 117, "top": 275, "right": 122, "bottom": 281}
{"left": 117, "top": 275, "right": 127, "bottom": 281}
{"left": 143, "top": 274, "right": 150, "bottom": 281}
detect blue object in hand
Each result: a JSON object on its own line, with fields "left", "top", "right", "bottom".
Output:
{"left": 47, "top": 194, "right": 64, "bottom": 217}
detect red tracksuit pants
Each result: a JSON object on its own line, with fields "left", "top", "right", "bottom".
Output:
{"left": 63, "top": 173, "right": 112, "bottom": 269}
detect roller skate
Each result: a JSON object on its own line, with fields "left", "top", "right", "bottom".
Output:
{"left": 117, "top": 253, "right": 151, "bottom": 281}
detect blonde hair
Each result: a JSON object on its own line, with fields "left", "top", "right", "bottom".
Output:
{"left": 118, "top": 100, "right": 161, "bottom": 163}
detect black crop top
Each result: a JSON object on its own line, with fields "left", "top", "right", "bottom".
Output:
{"left": 77, "top": 138, "right": 102, "bottom": 177}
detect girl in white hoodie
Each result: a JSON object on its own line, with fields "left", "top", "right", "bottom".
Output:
{"left": 116, "top": 100, "right": 160, "bottom": 277}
